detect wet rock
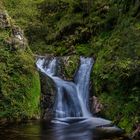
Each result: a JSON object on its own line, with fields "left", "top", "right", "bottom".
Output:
{"left": 39, "top": 72, "right": 56, "bottom": 120}
{"left": 131, "top": 124, "right": 140, "bottom": 140}
{"left": 91, "top": 96, "right": 103, "bottom": 114}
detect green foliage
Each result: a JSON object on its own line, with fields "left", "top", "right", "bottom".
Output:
{"left": 0, "top": 1, "right": 41, "bottom": 121}
{"left": 2, "top": 0, "right": 140, "bottom": 134}
{"left": 61, "top": 56, "right": 79, "bottom": 80}
{"left": 0, "top": 42, "right": 40, "bottom": 120}
{"left": 98, "top": 92, "right": 139, "bottom": 133}
{"left": 75, "top": 44, "right": 93, "bottom": 56}
{"left": 3, "top": 0, "right": 43, "bottom": 28}
{"left": 93, "top": 17, "right": 140, "bottom": 132}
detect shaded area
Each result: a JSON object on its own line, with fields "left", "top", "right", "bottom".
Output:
{"left": 0, "top": 121, "right": 126, "bottom": 140}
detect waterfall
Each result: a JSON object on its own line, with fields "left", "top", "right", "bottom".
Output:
{"left": 36, "top": 56, "right": 123, "bottom": 136}
{"left": 36, "top": 57, "right": 93, "bottom": 118}
{"left": 74, "top": 57, "right": 94, "bottom": 117}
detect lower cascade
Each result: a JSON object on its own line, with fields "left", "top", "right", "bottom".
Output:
{"left": 36, "top": 56, "right": 123, "bottom": 136}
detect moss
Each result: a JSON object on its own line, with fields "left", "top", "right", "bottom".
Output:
{"left": 60, "top": 55, "right": 79, "bottom": 80}
{"left": 2, "top": 0, "right": 140, "bottom": 134}
{"left": 0, "top": 2, "right": 40, "bottom": 122}
{"left": 3, "top": 0, "right": 43, "bottom": 28}
{"left": 92, "top": 16, "right": 140, "bottom": 133}
{"left": 0, "top": 43, "right": 40, "bottom": 121}
{"left": 75, "top": 44, "right": 93, "bottom": 56}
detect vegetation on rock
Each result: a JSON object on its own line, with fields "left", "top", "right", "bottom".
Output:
{"left": 1, "top": 0, "right": 140, "bottom": 136}
{"left": 0, "top": 3, "right": 40, "bottom": 123}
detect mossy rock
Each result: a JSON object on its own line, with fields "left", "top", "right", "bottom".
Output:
{"left": 0, "top": 6, "right": 40, "bottom": 123}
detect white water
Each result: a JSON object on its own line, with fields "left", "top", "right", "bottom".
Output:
{"left": 74, "top": 57, "right": 94, "bottom": 117}
{"left": 36, "top": 57, "right": 93, "bottom": 118}
{"left": 36, "top": 56, "right": 115, "bottom": 128}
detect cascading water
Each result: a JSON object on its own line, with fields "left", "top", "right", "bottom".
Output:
{"left": 36, "top": 57, "right": 93, "bottom": 118}
{"left": 74, "top": 57, "right": 93, "bottom": 117}
{"left": 36, "top": 56, "right": 122, "bottom": 135}
{"left": 0, "top": 56, "right": 122, "bottom": 140}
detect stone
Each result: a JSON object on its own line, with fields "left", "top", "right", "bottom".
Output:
{"left": 5, "top": 26, "right": 27, "bottom": 51}
{"left": 11, "top": 26, "right": 24, "bottom": 40}
{"left": 39, "top": 72, "right": 56, "bottom": 120}
{"left": 0, "top": 11, "right": 11, "bottom": 28}
{"left": 0, "top": 10, "right": 27, "bottom": 51}
{"left": 131, "top": 124, "right": 140, "bottom": 140}
{"left": 91, "top": 96, "right": 103, "bottom": 114}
